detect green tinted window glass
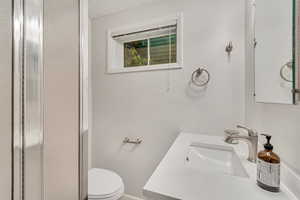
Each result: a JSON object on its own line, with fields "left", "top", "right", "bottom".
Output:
{"left": 124, "top": 39, "right": 148, "bottom": 67}
{"left": 123, "top": 34, "right": 177, "bottom": 67}
{"left": 150, "top": 34, "right": 176, "bottom": 65}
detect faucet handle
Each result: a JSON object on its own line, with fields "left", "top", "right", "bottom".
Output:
{"left": 237, "top": 125, "right": 257, "bottom": 136}
{"left": 224, "top": 129, "right": 239, "bottom": 136}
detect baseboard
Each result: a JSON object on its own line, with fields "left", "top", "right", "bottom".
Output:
{"left": 121, "top": 194, "right": 144, "bottom": 200}
{"left": 281, "top": 162, "right": 300, "bottom": 200}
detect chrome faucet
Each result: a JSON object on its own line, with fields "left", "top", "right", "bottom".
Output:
{"left": 224, "top": 125, "right": 258, "bottom": 163}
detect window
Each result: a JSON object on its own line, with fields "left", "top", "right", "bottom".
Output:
{"left": 107, "top": 14, "right": 183, "bottom": 73}
{"left": 123, "top": 28, "right": 177, "bottom": 68}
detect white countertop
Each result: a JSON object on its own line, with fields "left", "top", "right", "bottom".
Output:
{"left": 143, "top": 133, "right": 297, "bottom": 200}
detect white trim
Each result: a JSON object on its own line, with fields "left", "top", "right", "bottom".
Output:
{"left": 107, "top": 64, "right": 182, "bottom": 74}
{"left": 106, "top": 13, "right": 183, "bottom": 74}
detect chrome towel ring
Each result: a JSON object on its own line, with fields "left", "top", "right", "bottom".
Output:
{"left": 190, "top": 67, "right": 210, "bottom": 87}
{"left": 280, "top": 60, "right": 293, "bottom": 82}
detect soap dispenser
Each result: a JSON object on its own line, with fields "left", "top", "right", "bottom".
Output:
{"left": 257, "top": 134, "right": 280, "bottom": 192}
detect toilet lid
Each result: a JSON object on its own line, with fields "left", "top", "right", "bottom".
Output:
{"left": 88, "top": 168, "right": 124, "bottom": 198}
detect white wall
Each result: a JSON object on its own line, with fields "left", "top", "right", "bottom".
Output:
{"left": 245, "top": 0, "right": 300, "bottom": 174}
{"left": 91, "top": 0, "right": 245, "bottom": 197}
{"left": 89, "top": 0, "right": 162, "bottom": 18}
{"left": 44, "top": 0, "right": 80, "bottom": 199}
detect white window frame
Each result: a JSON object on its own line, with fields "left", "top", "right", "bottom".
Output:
{"left": 106, "top": 13, "right": 183, "bottom": 74}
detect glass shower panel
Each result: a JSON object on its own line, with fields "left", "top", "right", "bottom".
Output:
{"left": 23, "top": 0, "right": 44, "bottom": 200}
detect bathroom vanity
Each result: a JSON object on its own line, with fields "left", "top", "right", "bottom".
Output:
{"left": 143, "top": 133, "right": 297, "bottom": 200}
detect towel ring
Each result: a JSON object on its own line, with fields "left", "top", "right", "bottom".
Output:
{"left": 280, "top": 60, "right": 293, "bottom": 82}
{"left": 191, "top": 68, "right": 210, "bottom": 87}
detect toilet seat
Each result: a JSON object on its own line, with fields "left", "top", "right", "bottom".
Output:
{"left": 88, "top": 168, "right": 124, "bottom": 200}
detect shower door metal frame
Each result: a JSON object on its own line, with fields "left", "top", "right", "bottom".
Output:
{"left": 13, "top": 0, "right": 44, "bottom": 199}
{"left": 13, "top": 0, "right": 86, "bottom": 199}
{"left": 79, "top": 0, "right": 89, "bottom": 199}
{"left": 12, "top": 0, "right": 24, "bottom": 199}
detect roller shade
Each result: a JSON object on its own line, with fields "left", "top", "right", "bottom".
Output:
{"left": 113, "top": 23, "right": 177, "bottom": 42}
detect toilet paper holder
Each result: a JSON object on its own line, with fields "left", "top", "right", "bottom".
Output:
{"left": 123, "top": 137, "right": 142, "bottom": 144}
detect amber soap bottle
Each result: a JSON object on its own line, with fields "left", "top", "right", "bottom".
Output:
{"left": 257, "top": 134, "right": 280, "bottom": 192}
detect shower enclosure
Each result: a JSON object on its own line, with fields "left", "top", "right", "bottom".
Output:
{"left": 0, "top": 1, "right": 13, "bottom": 199}
{"left": 0, "top": 0, "right": 89, "bottom": 199}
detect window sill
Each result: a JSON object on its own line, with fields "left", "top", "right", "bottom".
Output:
{"left": 106, "top": 63, "right": 182, "bottom": 74}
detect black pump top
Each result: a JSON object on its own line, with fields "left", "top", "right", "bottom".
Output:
{"left": 261, "top": 134, "right": 273, "bottom": 151}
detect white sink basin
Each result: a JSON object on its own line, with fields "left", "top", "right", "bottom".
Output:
{"left": 144, "top": 134, "right": 293, "bottom": 200}
{"left": 185, "top": 142, "right": 249, "bottom": 178}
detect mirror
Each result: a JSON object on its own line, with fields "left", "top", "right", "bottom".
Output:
{"left": 254, "top": 0, "right": 296, "bottom": 104}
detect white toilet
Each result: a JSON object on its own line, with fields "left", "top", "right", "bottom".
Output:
{"left": 88, "top": 168, "right": 124, "bottom": 200}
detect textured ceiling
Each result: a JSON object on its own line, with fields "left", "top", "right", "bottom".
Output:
{"left": 89, "top": 0, "right": 161, "bottom": 18}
